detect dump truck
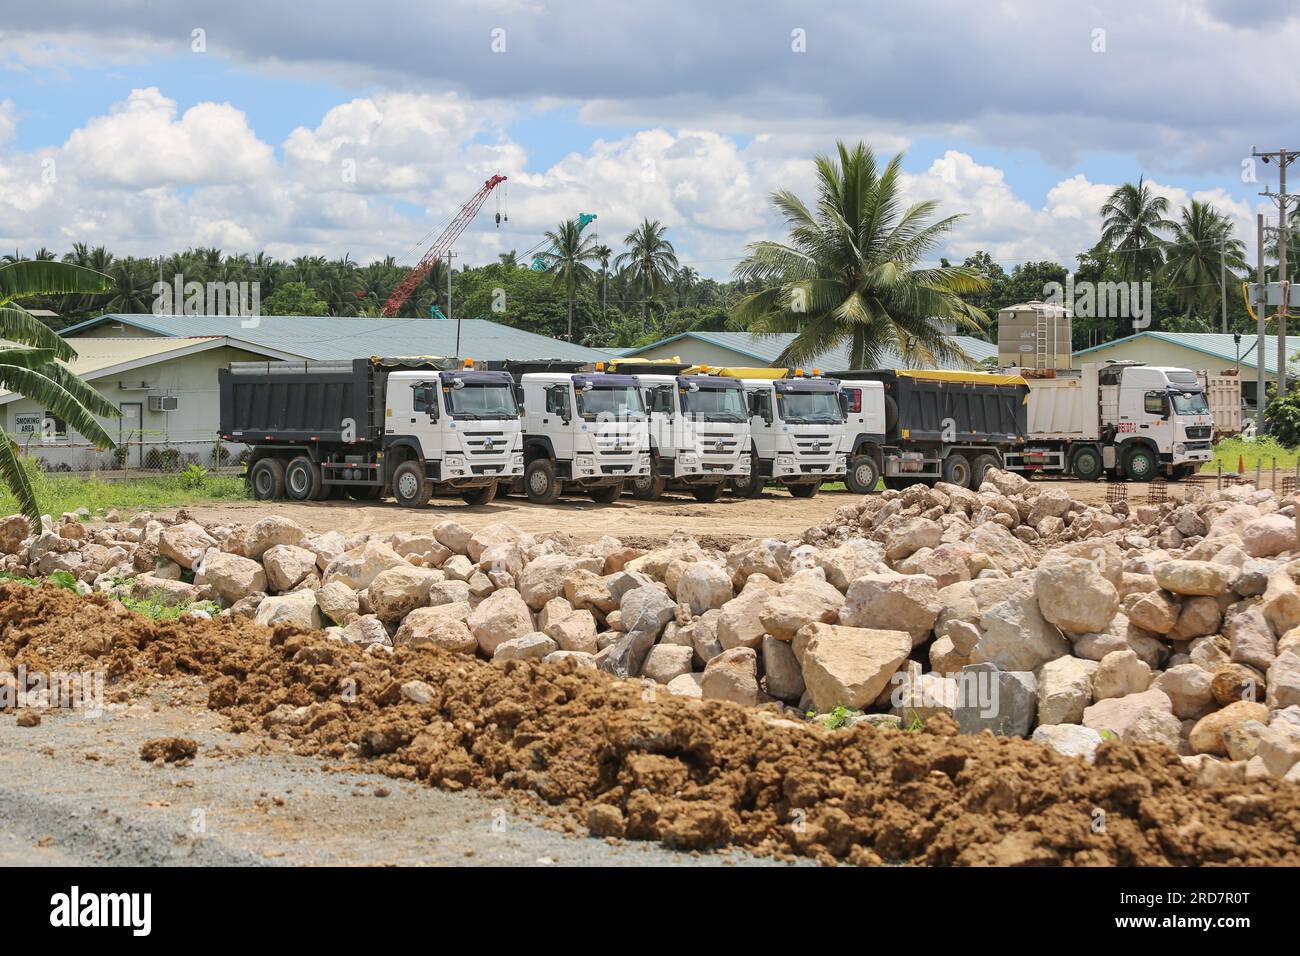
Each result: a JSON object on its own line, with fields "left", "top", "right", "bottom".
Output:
{"left": 490, "top": 360, "right": 651, "bottom": 504}
{"left": 605, "top": 360, "right": 751, "bottom": 502}
{"left": 1002, "top": 361, "right": 1214, "bottom": 480}
{"left": 219, "top": 357, "right": 524, "bottom": 507}
{"left": 716, "top": 368, "right": 846, "bottom": 498}
{"left": 828, "top": 369, "right": 1028, "bottom": 491}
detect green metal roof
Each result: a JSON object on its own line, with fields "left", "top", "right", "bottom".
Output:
{"left": 622, "top": 330, "right": 998, "bottom": 370}
{"left": 59, "top": 314, "right": 612, "bottom": 363}
{"left": 1074, "top": 331, "right": 1300, "bottom": 375}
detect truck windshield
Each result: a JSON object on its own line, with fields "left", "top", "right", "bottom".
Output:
{"left": 1171, "top": 391, "right": 1209, "bottom": 416}
{"left": 777, "top": 390, "right": 843, "bottom": 424}
{"left": 446, "top": 383, "right": 518, "bottom": 419}
{"left": 682, "top": 386, "right": 747, "bottom": 422}
{"left": 576, "top": 385, "right": 644, "bottom": 421}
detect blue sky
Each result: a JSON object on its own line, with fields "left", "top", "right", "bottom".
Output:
{"left": 1, "top": 0, "right": 1297, "bottom": 277}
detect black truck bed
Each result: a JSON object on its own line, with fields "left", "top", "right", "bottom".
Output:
{"left": 830, "top": 369, "right": 1027, "bottom": 444}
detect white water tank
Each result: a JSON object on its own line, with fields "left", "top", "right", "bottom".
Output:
{"left": 997, "top": 301, "right": 1072, "bottom": 371}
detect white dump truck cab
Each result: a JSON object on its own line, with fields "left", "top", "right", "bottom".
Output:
{"left": 629, "top": 370, "right": 751, "bottom": 502}
{"left": 516, "top": 370, "right": 650, "bottom": 503}
{"left": 722, "top": 369, "right": 847, "bottom": 499}
{"left": 831, "top": 378, "right": 888, "bottom": 493}
{"left": 384, "top": 367, "right": 525, "bottom": 504}
{"left": 1105, "top": 364, "right": 1214, "bottom": 479}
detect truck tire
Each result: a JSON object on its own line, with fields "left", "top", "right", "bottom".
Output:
{"left": 941, "top": 454, "right": 972, "bottom": 488}
{"left": 1123, "top": 445, "right": 1158, "bottom": 482}
{"left": 692, "top": 482, "right": 725, "bottom": 503}
{"left": 1070, "top": 446, "right": 1104, "bottom": 481}
{"left": 788, "top": 482, "right": 820, "bottom": 498}
{"left": 630, "top": 472, "right": 667, "bottom": 500}
{"left": 730, "top": 452, "right": 763, "bottom": 498}
{"left": 525, "top": 459, "right": 561, "bottom": 504}
{"left": 588, "top": 484, "right": 622, "bottom": 504}
{"left": 348, "top": 485, "right": 384, "bottom": 501}
{"left": 249, "top": 458, "right": 286, "bottom": 500}
{"left": 285, "top": 456, "right": 324, "bottom": 501}
{"left": 1169, "top": 464, "right": 1198, "bottom": 481}
{"left": 845, "top": 455, "right": 880, "bottom": 494}
{"left": 392, "top": 461, "right": 432, "bottom": 507}
{"left": 970, "top": 453, "right": 1001, "bottom": 487}
{"left": 460, "top": 483, "right": 497, "bottom": 506}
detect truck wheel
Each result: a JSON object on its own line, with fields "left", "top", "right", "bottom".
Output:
{"left": 730, "top": 453, "right": 763, "bottom": 498}
{"left": 970, "top": 453, "right": 1001, "bottom": 488}
{"left": 882, "top": 476, "right": 914, "bottom": 490}
{"left": 460, "top": 482, "right": 497, "bottom": 506}
{"left": 788, "top": 482, "right": 820, "bottom": 498}
{"left": 941, "top": 454, "right": 972, "bottom": 488}
{"left": 1071, "top": 446, "right": 1104, "bottom": 481}
{"left": 845, "top": 455, "right": 880, "bottom": 494}
{"left": 1123, "top": 445, "right": 1158, "bottom": 482}
{"left": 692, "top": 482, "right": 725, "bottom": 503}
{"left": 1169, "top": 464, "right": 1198, "bottom": 481}
{"left": 285, "top": 456, "right": 323, "bottom": 501}
{"left": 525, "top": 459, "right": 561, "bottom": 504}
{"left": 249, "top": 458, "right": 286, "bottom": 500}
{"left": 630, "top": 473, "right": 667, "bottom": 500}
{"left": 348, "top": 485, "right": 384, "bottom": 501}
{"left": 392, "top": 461, "right": 432, "bottom": 507}
{"left": 588, "top": 484, "right": 622, "bottom": 504}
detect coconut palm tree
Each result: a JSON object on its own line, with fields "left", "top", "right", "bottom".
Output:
{"left": 1099, "top": 177, "right": 1176, "bottom": 283}
{"left": 497, "top": 250, "right": 520, "bottom": 269}
{"left": 104, "top": 258, "right": 156, "bottom": 314}
{"left": 1162, "top": 200, "right": 1249, "bottom": 323}
{"left": 538, "top": 218, "right": 601, "bottom": 340}
{"left": 614, "top": 219, "right": 678, "bottom": 328}
{"left": 0, "top": 261, "right": 120, "bottom": 527}
{"left": 592, "top": 243, "right": 612, "bottom": 322}
{"left": 731, "top": 141, "right": 988, "bottom": 370}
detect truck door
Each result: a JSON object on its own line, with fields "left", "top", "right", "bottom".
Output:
{"left": 403, "top": 380, "right": 443, "bottom": 460}
{"left": 542, "top": 382, "right": 576, "bottom": 462}
{"left": 748, "top": 386, "right": 775, "bottom": 460}
{"left": 648, "top": 384, "right": 675, "bottom": 456}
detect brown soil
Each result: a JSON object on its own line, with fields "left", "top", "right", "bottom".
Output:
{"left": 4, "top": 582, "right": 1298, "bottom": 866}
{"left": 139, "top": 736, "right": 198, "bottom": 763}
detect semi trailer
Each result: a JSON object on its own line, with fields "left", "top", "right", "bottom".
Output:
{"left": 1002, "top": 361, "right": 1214, "bottom": 481}
{"left": 219, "top": 357, "right": 524, "bottom": 507}
{"left": 490, "top": 361, "right": 651, "bottom": 504}
{"left": 717, "top": 368, "right": 847, "bottom": 499}
{"left": 829, "top": 369, "right": 1028, "bottom": 491}
{"left": 606, "top": 361, "right": 751, "bottom": 502}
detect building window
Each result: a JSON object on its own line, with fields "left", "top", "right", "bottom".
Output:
{"left": 43, "top": 412, "right": 67, "bottom": 443}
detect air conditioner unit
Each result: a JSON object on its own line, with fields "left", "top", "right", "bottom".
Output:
{"left": 148, "top": 395, "right": 178, "bottom": 412}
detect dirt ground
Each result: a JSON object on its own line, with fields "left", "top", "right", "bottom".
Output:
{"left": 177, "top": 479, "right": 1130, "bottom": 548}
{"left": 4, "top": 584, "right": 1297, "bottom": 867}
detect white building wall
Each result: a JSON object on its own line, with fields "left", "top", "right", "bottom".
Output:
{"left": 4, "top": 345, "right": 263, "bottom": 470}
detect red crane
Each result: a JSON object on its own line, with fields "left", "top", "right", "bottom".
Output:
{"left": 381, "top": 173, "right": 507, "bottom": 318}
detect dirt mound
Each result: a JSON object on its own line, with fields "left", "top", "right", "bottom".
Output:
{"left": 4, "top": 582, "right": 1299, "bottom": 866}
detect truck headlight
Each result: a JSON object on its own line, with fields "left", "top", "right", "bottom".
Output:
{"left": 777, "top": 454, "right": 794, "bottom": 467}
{"left": 512, "top": 453, "right": 524, "bottom": 467}
{"left": 1174, "top": 443, "right": 1185, "bottom": 455}
{"left": 678, "top": 452, "right": 698, "bottom": 466}
{"left": 638, "top": 454, "right": 651, "bottom": 468}
{"left": 836, "top": 455, "right": 847, "bottom": 470}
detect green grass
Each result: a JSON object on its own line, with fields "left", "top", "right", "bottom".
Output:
{"left": 0, "top": 470, "right": 249, "bottom": 519}
{"left": 0, "top": 570, "right": 218, "bottom": 620}
{"left": 1204, "top": 435, "right": 1300, "bottom": 474}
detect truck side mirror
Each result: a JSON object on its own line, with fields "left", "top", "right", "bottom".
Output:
{"left": 838, "top": 393, "right": 849, "bottom": 416}
{"left": 514, "top": 384, "right": 524, "bottom": 407}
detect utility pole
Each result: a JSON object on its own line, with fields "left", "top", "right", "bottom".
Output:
{"left": 1252, "top": 146, "right": 1298, "bottom": 399}
{"left": 1220, "top": 239, "right": 1228, "bottom": 333}
{"left": 1258, "top": 213, "right": 1268, "bottom": 431}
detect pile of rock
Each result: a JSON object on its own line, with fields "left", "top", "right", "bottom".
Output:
{"left": 3, "top": 466, "right": 1299, "bottom": 785}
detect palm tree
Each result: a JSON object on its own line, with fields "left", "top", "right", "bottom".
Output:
{"left": 1099, "top": 177, "right": 1176, "bottom": 283}
{"left": 592, "top": 243, "right": 612, "bottom": 322}
{"left": 614, "top": 219, "right": 678, "bottom": 328}
{"left": 104, "top": 259, "right": 156, "bottom": 313}
{"left": 0, "top": 261, "right": 120, "bottom": 527}
{"left": 497, "top": 250, "right": 520, "bottom": 269}
{"left": 731, "top": 141, "right": 988, "bottom": 369}
{"left": 538, "top": 218, "right": 600, "bottom": 340}
{"left": 1162, "top": 200, "right": 1249, "bottom": 323}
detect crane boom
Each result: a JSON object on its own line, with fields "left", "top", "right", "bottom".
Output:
{"left": 381, "top": 174, "right": 507, "bottom": 317}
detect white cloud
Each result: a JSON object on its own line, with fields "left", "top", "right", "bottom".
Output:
{"left": 60, "top": 87, "right": 275, "bottom": 188}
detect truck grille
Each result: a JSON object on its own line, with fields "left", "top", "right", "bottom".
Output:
{"left": 794, "top": 435, "right": 837, "bottom": 458}
{"left": 695, "top": 431, "right": 740, "bottom": 458}
{"left": 463, "top": 431, "right": 510, "bottom": 456}
{"left": 1185, "top": 425, "right": 1211, "bottom": 440}
{"left": 593, "top": 432, "right": 639, "bottom": 455}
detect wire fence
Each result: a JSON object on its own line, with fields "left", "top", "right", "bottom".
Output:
{"left": 15, "top": 436, "right": 247, "bottom": 477}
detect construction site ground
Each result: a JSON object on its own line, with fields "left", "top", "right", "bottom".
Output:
{"left": 180, "top": 479, "right": 1131, "bottom": 549}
